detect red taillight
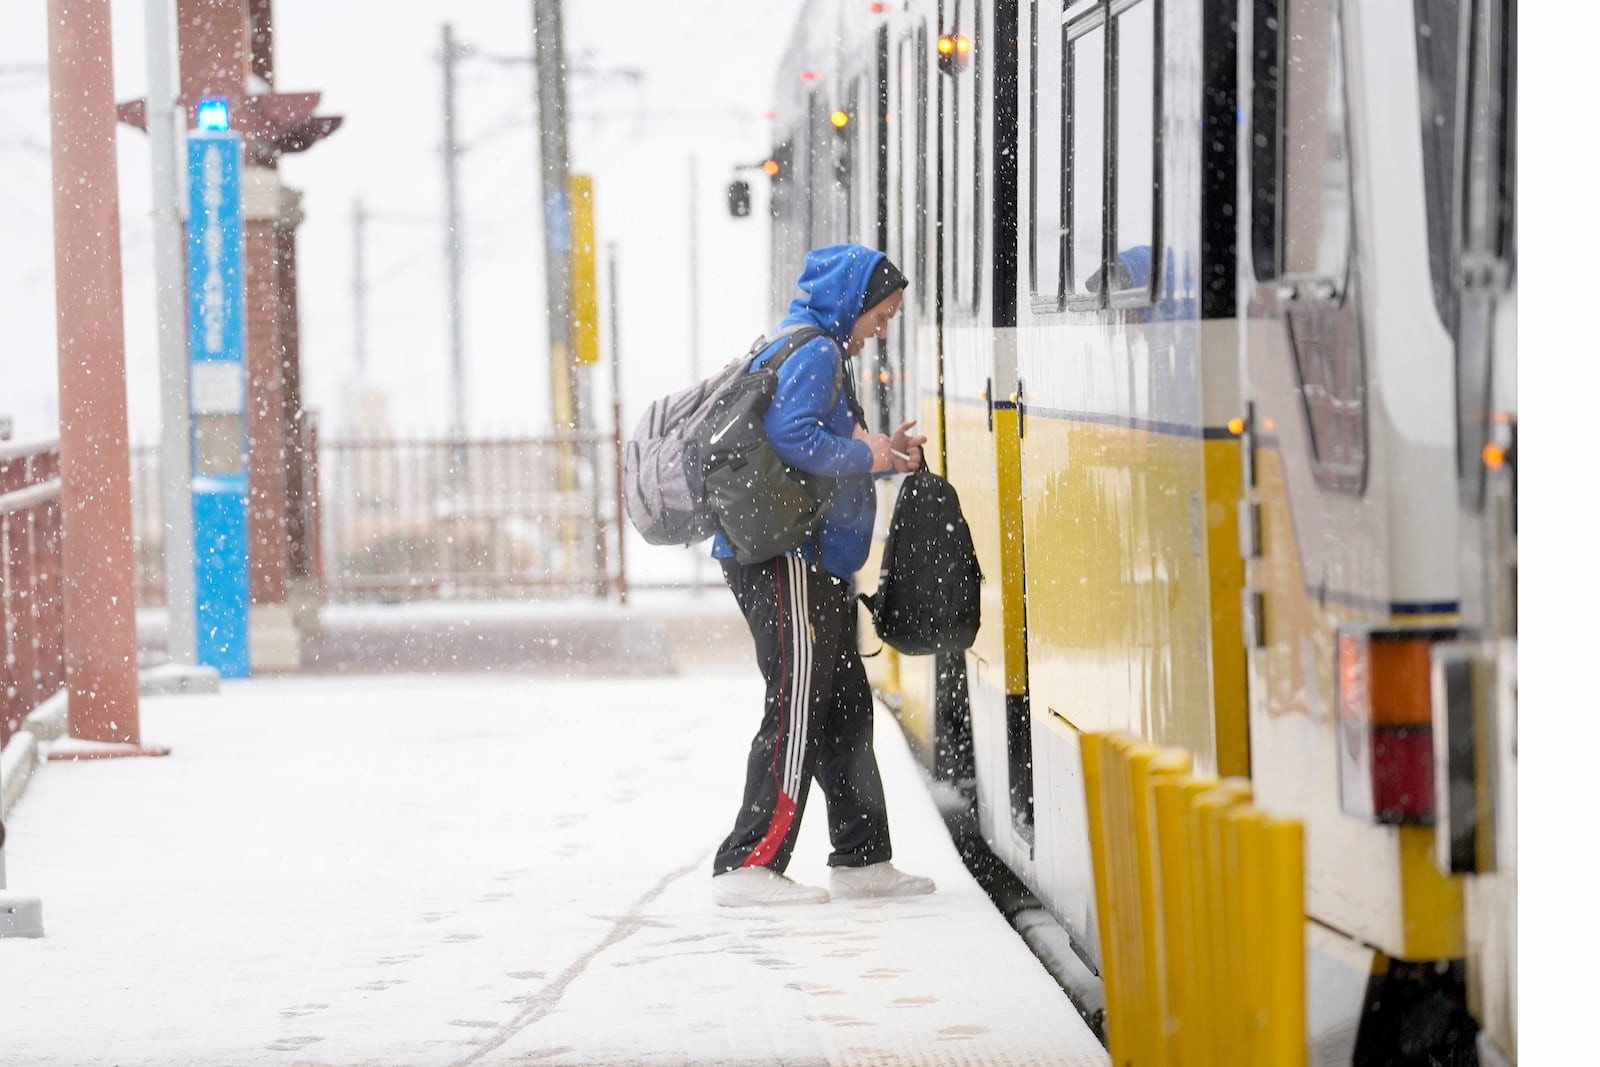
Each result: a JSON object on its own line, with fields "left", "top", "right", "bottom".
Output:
{"left": 1336, "top": 626, "right": 1457, "bottom": 824}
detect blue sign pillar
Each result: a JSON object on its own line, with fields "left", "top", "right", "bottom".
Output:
{"left": 185, "top": 114, "right": 250, "bottom": 678}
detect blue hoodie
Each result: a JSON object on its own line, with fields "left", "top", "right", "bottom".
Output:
{"left": 711, "top": 244, "right": 885, "bottom": 579}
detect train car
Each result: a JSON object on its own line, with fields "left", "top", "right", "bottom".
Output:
{"left": 1236, "top": 0, "right": 1517, "bottom": 1061}
{"left": 750, "top": 0, "right": 1515, "bottom": 1062}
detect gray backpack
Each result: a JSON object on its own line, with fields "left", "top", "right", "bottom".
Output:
{"left": 623, "top": 326, "right": 844, "bottom": 564}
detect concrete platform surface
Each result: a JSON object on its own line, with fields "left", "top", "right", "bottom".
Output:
{"left": 0, "top": 671, "right": 1107, "bottom": 1066}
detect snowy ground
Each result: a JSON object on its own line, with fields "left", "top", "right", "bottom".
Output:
{"left": 1, "top": 670, "right": 1107, "bottom": 1066}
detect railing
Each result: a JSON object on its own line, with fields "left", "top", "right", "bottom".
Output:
{"left": 1, "top": 439, "right": 65, "bottom": 747}
{"left": 131, "top": 428, "right": 627, "bottom": 607}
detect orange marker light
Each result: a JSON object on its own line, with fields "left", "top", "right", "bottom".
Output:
{"left": 1228, "top": 416, "right": 1246, "bottom": 436}
{"left": 763, "top": 159, "right": 780, "bottom": 176}
{"left": 1482, "top": 443, "right": 1506, "bottom": 469}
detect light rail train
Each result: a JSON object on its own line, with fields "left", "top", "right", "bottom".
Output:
{"left": 747, "top": 1, "right": 1517, "bottom": 1063}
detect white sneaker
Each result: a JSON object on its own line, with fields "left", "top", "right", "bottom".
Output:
{"left": 828, "top": 862, "right": 936, "bottom": 899}
{"left": 712, "top": 867, "right": 831, "bottom": 907}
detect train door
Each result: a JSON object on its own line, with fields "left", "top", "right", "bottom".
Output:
{"left": 1422, "top": 0, "right": 1517, "bottom": 1060}
{"left": 1240, "top": 0, "right": 1478, "bottom": 1055}
{"left": 934, "top": 0, "right": 1034, "bottom": 859}
{"left": 863, "top": 12, "right": 961, "bottom": 770}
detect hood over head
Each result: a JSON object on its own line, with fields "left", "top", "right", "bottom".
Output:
{"left": 780, "top": 244, "right": 887, "bottom": 346}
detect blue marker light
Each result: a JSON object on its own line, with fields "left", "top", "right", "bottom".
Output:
{"left": 197, "top": 96, "right": 230, "bottom": 131}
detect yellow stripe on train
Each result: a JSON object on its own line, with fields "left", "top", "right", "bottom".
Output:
{"left": 1083, "top": 732, "right": 1306, "bottom": 1066}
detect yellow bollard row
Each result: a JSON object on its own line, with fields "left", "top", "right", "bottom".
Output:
{"left": 1082, "top": 732, "right": 1307, "bottom": 1067}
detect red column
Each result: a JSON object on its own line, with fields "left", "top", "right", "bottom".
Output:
{"left": 46, "top": 0, "right": 143, "bottom": 745}
{"left": 244, "top": 215, "right": 288, "bottom": 607}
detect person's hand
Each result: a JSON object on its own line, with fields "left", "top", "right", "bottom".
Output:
{"left": 854, "top": 425, "right": 895, "bottom": 473}
{"left": 889, "top": 419, "right": 927, "bottom": 473}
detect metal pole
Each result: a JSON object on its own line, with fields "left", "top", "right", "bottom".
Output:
{"left": 441, "top": 23, "right": 466, "bottom": 438}
{"left": 352, "top": 197, "right": 367, "bottom": 381}
{"left": 532, "top": 0, "right": 574, "bottom": 431}
{"left": 607, "top": 242, "right": 627, "bottom": 605}
{"left": 147, "top": 0, "right": 195, "bottom": 667}
{"left": 688, "top": 154, "right": 700, "bottom": 380}
{"left": 533, "top": 0, "right": 580, "bottom": 574}
{"left": 687, "top": 154, "right": 704, "bottom": 594}
{"left": 48, "top": 0, "right": 156, "bottom": 753}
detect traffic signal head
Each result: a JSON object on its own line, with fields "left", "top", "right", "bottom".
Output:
{"left": 727, "top": 179, "right": 752, "bottom": 218}
{"left": 937, "top": 32, "right": 972, "bottom": 75}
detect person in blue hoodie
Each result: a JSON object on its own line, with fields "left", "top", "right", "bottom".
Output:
{"left": 711, "top": 244, "right": 936, "bottom": 908}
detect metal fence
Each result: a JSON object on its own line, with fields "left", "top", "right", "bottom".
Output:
{"left": 131, "top": 429, "right": 628, "bottom": 607}
{"left": 317, "top": 432, "right": 625, "bottom": 602}
{"left": 1, "top": 440, "right": 64, "bottom": 746}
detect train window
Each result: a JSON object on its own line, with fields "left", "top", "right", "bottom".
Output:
{"left": 897, "top": 27, "right": 930, "bottom": 312}
{"left": 1414, "top": 0, "right": 1462, "bottom": 330}
{"left": 843, "top": 77, "right": 863, "bottom": 243}
{"left": 1248, "top": 1, "right": 1283, "bottom": 280}
{"left": 805, "top": 92, "right": 823, "bottom": 252}
{"left": 954, "top": 2, "right": 986, "bottom": 312}
{"left": 893, "top": 35, "right": 911, "bottom": 278}
{"left": 1028, "top": 0, "right": 1066, "bottom": 308}
{"left": 915, "top": 24, "right": 930, "bottom": 313}
{"left": 1108, "top": 0, "right": 1158, "bottom": 305}
{"left": 1065, "top": 11, "right": 1107, "bottom": 306}
{"left": 1251, "top": 0, "right": 1352, "bottom": 289}
{"left": 1461, "top": 0, "right": 1513, "bottom": 262}
{"left": 1452, "top": 0, "right": 1515, "bottom": 507}
{"left": 1281, "top": 3, "right": 1350, "bottom": 288}
{"left": 1297, "top": 4, "right": 1363, "bottom": 494}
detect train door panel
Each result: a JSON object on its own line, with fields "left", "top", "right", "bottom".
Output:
{"left": 1243, "top": 0, "right": 1467, "bottom": 970}
{"left": 1243, "top": 0, "right": 1399, "bottom": 956}
{"left": 936, "top": 0, "right": 1029, "bottom": 854}
{"left": 1422, "top": 0, "right": 1516, "bottom": 1057}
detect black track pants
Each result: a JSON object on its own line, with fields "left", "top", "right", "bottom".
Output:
{"left": 714, "top": 554, "right": 892, "bottom": 875}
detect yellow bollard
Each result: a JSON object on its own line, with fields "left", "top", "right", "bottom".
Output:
{"left": 1081, "top": 734, "right": 1123, "bottom": 1059}
{"left": 1132, "top": 749, "right": 1192, "bottom": 1067}
{"left": 1108, "top": 735, "right": 1148, "bottom": 1066}
{"left": 1262, "top": 818, "right": 1307, "bottom": 1066}
{"left": 1154, "top": 775, "right": 1211, "bottom": 1066}
{"left": 1230, "top": 807, "right": 1269, "bottom": 1066}
{"left": 1192, "top": 779, "right": 1251, "bottom": 1065}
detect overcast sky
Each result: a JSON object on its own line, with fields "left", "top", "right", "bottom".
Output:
{"left": 0, "top": 0, "right": 806, "bottom": 443}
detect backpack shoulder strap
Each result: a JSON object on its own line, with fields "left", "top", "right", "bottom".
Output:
{"left": 758, "top": 326, "right": 855, "bottom": 418}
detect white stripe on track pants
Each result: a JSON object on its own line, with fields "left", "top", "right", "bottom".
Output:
{"left": 714, "top": 553, "right": 892, "bottom": 875}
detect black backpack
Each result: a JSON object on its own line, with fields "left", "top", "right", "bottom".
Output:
{"left": 860, "top": 469, "right": 982, "bottom": 655}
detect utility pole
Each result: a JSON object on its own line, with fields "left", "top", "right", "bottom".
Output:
{"left": 352, "top": 197, "right": 367, "bottom": 380}
{"left": 687, "top": 155, "right": 705, "bottom": 594}
{"left": 688, "top": 155, "right": 701, "bottom": 381}
{"left": 532, "top": 0, "right": 575, "bottom": 433}
{"left": 441, "top": 22, "right": 466, "bottom": 438}
{"left": 607, "top": 242, "right": 627, "bottom": 605}
{"left": 146, "top": 0, "right": 195, "bottom": 666}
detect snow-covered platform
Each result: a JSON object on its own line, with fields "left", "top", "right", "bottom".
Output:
{"left": 1, "top": 668, "right": 1107, "bottom": 1066}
